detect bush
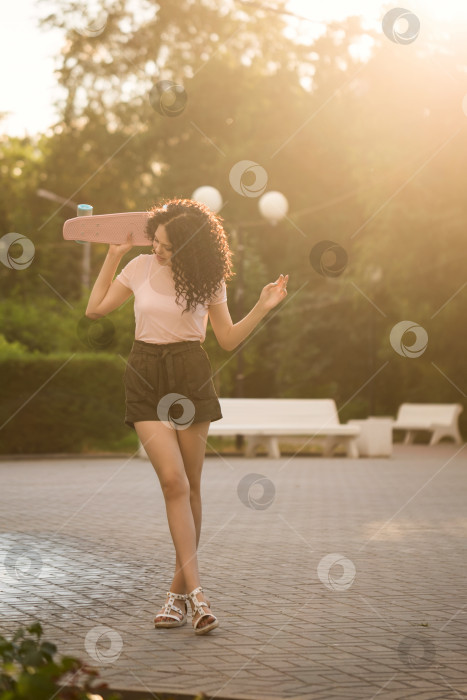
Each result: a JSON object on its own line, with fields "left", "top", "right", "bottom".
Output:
{"left": 0, "top": 334, "right": 33, "bottom": 359}
{"left": 0, "top": 622, "right": 210, "bottom": 700}
{"left": 0, "top": 353, "right": 128, "bottom": 454}
{"left": 0, "top": 622, "right": 120, "bottom": 700}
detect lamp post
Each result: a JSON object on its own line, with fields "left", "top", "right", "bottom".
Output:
{"left": 231, "top": 191, "right": 289, "bottom": 397}
{"left": 235, "top": 191, "right": 289, "bottom": 398}
{"left": 366, "top": 265, "right": 383, "bottom": 415}
{"left": 230, "top": 223, "right": 245, "bottom": 397}
{"left": 36, "top": 189, "right": 91, "bottom": 289}
{"left": 191, "top": 186, "right": 289, "bottom": 398}
{"left": 192, "top": 186, "right": 289, "bottom": 452}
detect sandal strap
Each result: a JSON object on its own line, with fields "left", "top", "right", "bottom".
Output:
{"left": 159, "top": 602, "right": 184, "bottom": 616}
{"left": 155, "top": 591, "right": 187, "bottom": 619}
{"left": 188, "top": 586, "right": 203, "bottom": 597}
{"left": 187, "top": 586, "right": 204, "bottom": 611}
{"left": 155, "top": 609, "right": 183, "bottom": 622}
{"left": 187, "top": 586, "right": 217, "bottom": 626}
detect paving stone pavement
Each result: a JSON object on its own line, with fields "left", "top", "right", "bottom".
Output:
{"left": 0, "top": 443, "right": 466, "bottom": 700}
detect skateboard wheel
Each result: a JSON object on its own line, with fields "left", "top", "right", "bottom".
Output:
{"left": 77, "top": 204, "right": 93, "bottom": 216}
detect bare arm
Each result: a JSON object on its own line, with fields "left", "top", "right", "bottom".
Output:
{"left": 209, "top": 273, "right": 289, "bottom": 351}
{"left": 85, "top": 233, "right": 134, "bottom": 319}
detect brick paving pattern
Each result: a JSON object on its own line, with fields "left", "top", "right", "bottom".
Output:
{"left": 0, "top": 443, "right": 466, "bottom": 699}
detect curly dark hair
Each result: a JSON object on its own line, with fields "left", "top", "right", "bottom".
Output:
{"left": 144, "top": 198, "right": 235, "bottom": 314}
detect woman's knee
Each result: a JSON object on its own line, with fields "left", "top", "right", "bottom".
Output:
{"left": 160, "top": 474, "right": 190, "bottom": 500}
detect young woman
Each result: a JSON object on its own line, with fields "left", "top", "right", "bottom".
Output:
{"left": 85, "top": 198, "right": 289, "bottom": 635}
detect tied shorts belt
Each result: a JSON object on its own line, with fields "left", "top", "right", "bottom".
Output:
{"left": 135, "top": 339, "right": 201, "bottom": 392}
{"left": 123, "top": 338, "right": 223, "bottom": 429}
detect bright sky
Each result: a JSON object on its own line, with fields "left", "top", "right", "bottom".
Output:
{"left": 2, "top": 0, "right": 467, "bottom": 137}
{"left": 1, "top": 0, "right": 64, "bottom": 137}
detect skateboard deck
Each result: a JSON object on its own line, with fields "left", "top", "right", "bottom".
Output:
{"left": 63, "top": 212, "right": 152, "bottom": 246}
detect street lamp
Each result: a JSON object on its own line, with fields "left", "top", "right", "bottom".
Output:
{"left": 258, "top": 191, "right": 289, "bottom": 225}
{"left": 36, "top": 189, "right": 91, "bottom": 289}
{"left": 366, "top": 265, "right": 384, "bottom": 415}
{"left": 191, "top": 186, "right": 289, "bottom": 400}
{"left": 234, "top": 190, "right": 289, "bottom": 398}
{"left": 191, "top": 186, "right": 223, "bottom": 213}
{"left": 191, "top": 185, "right": 289, "bottom": 451}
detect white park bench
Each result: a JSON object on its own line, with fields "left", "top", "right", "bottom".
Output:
{"left": 207, "top": 398, "right": 361, "bottom": 458}
{"left": 392, "top": 403, "right": 464, "bottom": 445}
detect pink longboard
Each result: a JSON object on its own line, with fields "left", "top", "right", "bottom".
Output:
{"left": 63, "top": 211, "right": 152, "bottom": 246}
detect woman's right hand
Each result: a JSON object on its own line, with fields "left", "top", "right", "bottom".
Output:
{"left": 109, "top": 232, "right": 134, "bottom": 257}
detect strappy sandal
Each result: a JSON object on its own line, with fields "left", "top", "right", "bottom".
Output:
{"left": 187, "top": 586, "right": 219, "bottom": 635}
{"left": 154, "top": 591, "right": 188, "bottom": 628}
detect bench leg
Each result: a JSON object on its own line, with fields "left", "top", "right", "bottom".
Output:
{"left": 245, "top": 436, "right": 260, "bottom": 457}
{"left": 403, "top": 430, "right": 415, "bottom": 445}
{"left": 429, "top": 428, "right": 463, "bottom": 446}
{"left": 429, "top": 429, "right": 442, "bottom": 446}
{"left": 323, "top": 437, "right": 336, "bottom": 457}
{"left": 323, "top": 437, "right": 359, "bottom": 458}
{"left": 346, "top": 438, "right": 359, "bottom": 458}
{"left": 245, "top": 436, "right": 281, "bottom": 458}
{"left": 265, "top": 437, "right": 281, "bottom": 459}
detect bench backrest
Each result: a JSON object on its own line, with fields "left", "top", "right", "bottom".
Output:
{"left": 218, "top": 398, "right": 341, "bottom": 426}
{"left": 396, "top": 403, "right": 463, "bottom": 425}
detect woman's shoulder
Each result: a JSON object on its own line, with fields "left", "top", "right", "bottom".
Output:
{"left": 119, "top": 253, "right": 152, "bottom": 279}
{"left": 207, "top": 277, "right": 227, "bottom": 306}
{"left": 125, "top": 252, "right": 152, "bottom": 267}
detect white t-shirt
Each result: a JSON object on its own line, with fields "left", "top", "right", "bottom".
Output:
{"left": 115, "top": 253, "right": 227, "bottom": 343}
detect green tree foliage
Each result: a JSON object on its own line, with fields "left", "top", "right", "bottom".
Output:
{"left": 1, "top": 0, "right": 466, "bottom": 434}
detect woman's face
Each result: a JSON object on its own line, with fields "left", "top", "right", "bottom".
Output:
{"left": 152, "top": 224, "right": 173, "bottom": 266}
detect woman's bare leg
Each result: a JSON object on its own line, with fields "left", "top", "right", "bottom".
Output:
{"left": 135, "top": 419, "right": 215, "bottom": 629}
{"left": 173, "top": 420, "right": 215, "bottom": 628}
{"left": 135, "top": 421, "right": 199, "bottom": 608}
{"left": 171, "top": 420, "right": 210, "bottom": 584}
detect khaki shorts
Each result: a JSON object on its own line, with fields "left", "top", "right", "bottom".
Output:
{"left": 123, "top": 339, "right": 223, "bottom": 431}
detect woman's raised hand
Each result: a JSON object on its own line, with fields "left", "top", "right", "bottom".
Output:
{"left": 259, "top": 273, "right": 289, "bottom": 312}
{"left": 109, "top": 232, "right": 134, "bottom": 257}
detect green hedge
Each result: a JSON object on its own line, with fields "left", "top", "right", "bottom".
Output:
{"left": 0, "top": 352, "right": 129, "bottom": 454}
